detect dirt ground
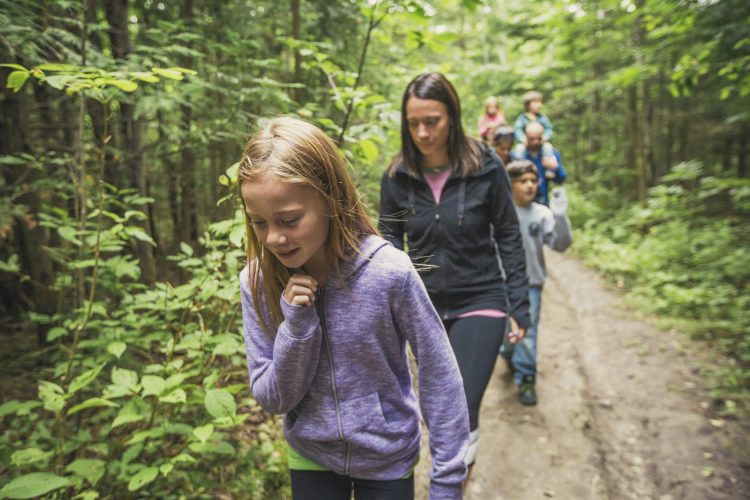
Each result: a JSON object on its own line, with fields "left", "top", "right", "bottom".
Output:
{"left": 415, "top": 251, "right": 750, "bottom": 500}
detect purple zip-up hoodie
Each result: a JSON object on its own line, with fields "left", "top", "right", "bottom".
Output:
{"left": 240, "top": 235, "right": 469, "bottom": 499}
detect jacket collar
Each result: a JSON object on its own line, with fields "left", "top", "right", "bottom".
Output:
{"left": 393, "top": 143, "right": 500, "bottom": 180}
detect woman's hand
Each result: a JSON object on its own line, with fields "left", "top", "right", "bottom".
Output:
{"left": 507, "top": 317, "right": 527, "bottom": 344}
{"left": 284, "top": 274, "right": 318, "bottom": 306}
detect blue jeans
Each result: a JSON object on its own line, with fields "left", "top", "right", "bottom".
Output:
{"left": 511, "top": 286, "right": 542, "bottom": 385}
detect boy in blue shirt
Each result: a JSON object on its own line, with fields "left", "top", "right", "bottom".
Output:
{"left": 504, "top": 160, "right": 573, "bottom": 405}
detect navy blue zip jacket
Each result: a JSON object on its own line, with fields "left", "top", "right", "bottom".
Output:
{"left": 379, "top": 145, "right": 531, "bottom": 329}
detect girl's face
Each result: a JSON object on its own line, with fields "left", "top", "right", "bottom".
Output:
{"left": 241, "top": 175, "right": 331, "bottom": 275}
{"left": 406, "top": 97, "right": 450, "bottom": 168}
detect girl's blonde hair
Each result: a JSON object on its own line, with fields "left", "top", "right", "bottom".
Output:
{"left": 238, "top": 116, "right": 378, "bottom": 334}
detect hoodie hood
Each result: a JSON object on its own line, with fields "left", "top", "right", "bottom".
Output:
{"left": 340, "top": 233, "right": 390, "bottom": 279}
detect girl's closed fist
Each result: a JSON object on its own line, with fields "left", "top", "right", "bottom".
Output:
{"left": 284, "top": 274, "right": 318, "bottom": 306}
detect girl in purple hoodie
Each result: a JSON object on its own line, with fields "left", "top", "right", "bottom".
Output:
{"left": 238, "top": 117, "right": 469, "bottom": 499}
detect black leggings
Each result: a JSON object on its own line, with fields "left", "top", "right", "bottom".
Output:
{"left": 445, "top": 315, "right": 506, "bottom": 431}
{"left": 290, "top": 470, "right": 414, "bottom": 500}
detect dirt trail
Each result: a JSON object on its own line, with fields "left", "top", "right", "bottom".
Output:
{"left": 415, "top": 251, "right": 749, "bottom": 499}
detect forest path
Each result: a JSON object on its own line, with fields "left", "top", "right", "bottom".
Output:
{"left": 415, "top": 251, "right": 749, "bottom": 500}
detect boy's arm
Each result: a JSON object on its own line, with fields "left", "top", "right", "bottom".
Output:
{"left": 544, "top": 193, "right": 573, "bottom": 252}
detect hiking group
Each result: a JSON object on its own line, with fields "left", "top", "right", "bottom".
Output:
{"left": 238, "top": 73, "right": 572, "bottom": 499}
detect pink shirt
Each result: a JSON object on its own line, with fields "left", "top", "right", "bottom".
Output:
{"left": 423, "top": 168, "right": 452, "bottom": 204}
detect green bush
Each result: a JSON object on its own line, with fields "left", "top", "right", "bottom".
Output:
{"left": 0, "top": 191, "right": 289, "bottom": 499}
{"left": 568, "top": 162, "right": 750, "bottom": 408}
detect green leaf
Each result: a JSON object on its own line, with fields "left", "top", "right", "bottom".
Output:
{"left": 128, "top": 228, "right": 156, "bottom": 246}
{"left": 130, "top": 72, "right": 160, "bottom": 83}
{"left": 169, "top": 66, "right": 198, "bottom": 75}
{"left": 151, "top": 67, "right": 185, "bottom": 80}
{"left": 65, "top": 459, "right": 106, "bottom": 486}
{"left": 7, "top": 71, "right": 30, "bottom": 92}
{"left": 0, "top": 400, "right": 41, "bottom": 417}
{"left": 159, "top": 463, "right": 174, "bottom": 477}
{"left": 47, "top": 327, "right": 68, "bottom": 342}
{"left": 68, "top": 363, "right": 106, "bottom": 394}
{"left": 204, "top": 389, "right": 236, "bottom": 419}
{"left": 37, "top": 63, "right": 77, "bottom": 72}
{"left": 189, "top": 440, "right": 235, "bottom": 455}
{"left": 226, "top": 162, "right": 240, "bottom": 181}
{"left": 358, "top": 139, "right": 378, "bottom": 164}
{"left": 180, "top": 241, "right": 193, "bottom": 256}
{"left": 67, "top": 397, "right": 119, "bottom": 416}
{"left": 141, "top": 375, "right": 166, "bottom": 397}
{"left": 126, "top": 428, "right": 165, "bottom": 446}
{"left": 159, "top": 388, "right": 186, "bottom": 404}
{"left": 192, "top": 423, "right": 214, "bottom": 444}
{"left": 170, "top": 453, "right": 196, "bottom": 464}
{"left": 57, "top": 226, "right": 80, "bottom": 245}
{"left": 38, "top": 381, "right": 65, "bottom": 413}
{"left": 72, "top": 491, "right": 99, "bottom": 500}
{"left": 107, "top": 341, "right": 127, "bottom": 359}
{"left": 0, "top": 472, "right": 71, "bottom": 499}
{"left": 127, "top": 466, "right": 159, "bottom": 491}
{"left": 101, "top": 78, "right": 138, "bottom": 92}
{"left": 0, "top": 64, "right": 28, "bottom": 71}
{"left": 111, "top": 366, "right": 138, "bottom": 389}
{"left": 111, "top": 412, "right": 145, "bottom": 428}
{"left": 10, "top": 448, "right": 52, "bottom": 466}
{"left": 0, "top": 155, "right": 31, "bottom": 165}
{"left": 44, "top": 75, "right": 76, "bottom": 90}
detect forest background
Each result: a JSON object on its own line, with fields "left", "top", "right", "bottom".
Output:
{"left": 0, "top": 0, "right": 748, "bottom": 497}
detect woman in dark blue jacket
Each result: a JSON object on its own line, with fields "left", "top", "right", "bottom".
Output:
{"left": 379, "top": 72, "right": 531, "bottom": 484}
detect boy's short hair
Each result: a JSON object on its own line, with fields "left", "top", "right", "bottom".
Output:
{"left": 522, "top": 90, "right": 543, "bottom": 110}
{"left": 491, "top": 125, "right": 515, "bottom": 145}
{"left": 506, "top": 160, "right": 538, "bottom": 181}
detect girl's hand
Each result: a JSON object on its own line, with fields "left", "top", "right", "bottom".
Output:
{"left": 284, "top": 274, "right": 318, "bottom": 306}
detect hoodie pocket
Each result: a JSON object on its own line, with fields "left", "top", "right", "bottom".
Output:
{"left": 340, "top": 392, "right": 418, "bottom": 456}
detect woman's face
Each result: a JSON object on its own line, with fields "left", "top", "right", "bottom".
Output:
{"left": 405, "top": 97, "right": 450, "bottom": 168}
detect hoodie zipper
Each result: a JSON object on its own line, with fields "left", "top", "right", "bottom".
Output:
{"left": 317, "top": 288, "right": 350, "bottom": 475}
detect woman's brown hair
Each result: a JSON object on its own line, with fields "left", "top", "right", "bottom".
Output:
{"left": 388, "top": 72, "right": 482, "bottom": 179}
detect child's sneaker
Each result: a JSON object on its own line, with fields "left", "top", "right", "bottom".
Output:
{"left": 518, "top": 375, "right": 537, "bottom": 406}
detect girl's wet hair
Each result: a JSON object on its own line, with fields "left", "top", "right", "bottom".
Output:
{"left": 239, "top": 116, "right": 378, "bottom": 334}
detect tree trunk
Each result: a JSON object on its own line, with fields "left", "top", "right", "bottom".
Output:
{"left": 178, "top": 105, "right": 199, "bottom": 247}
{"left": 104, "top": 0, "right": 157, "bottom": 284}
{"left": 291, "top": 0, "right": 303, "bottom": 103}
{"left": 178, "top": 0, "right": 199, "bottom": 250}
{"left": 634, "top": 0, "right": 651, "bottom": 200}
{"left": 739, "top": 123, "right": 748, "bottom": 178}
{"left": 626, "top": 86, "right": 639, "bottom": 198}
{"left": 0, "top": 72, "right": 57, "bottom": 342}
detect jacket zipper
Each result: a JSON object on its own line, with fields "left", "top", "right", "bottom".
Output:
{"left": 317, "top": 288, "right": 350, "bottom": 475}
